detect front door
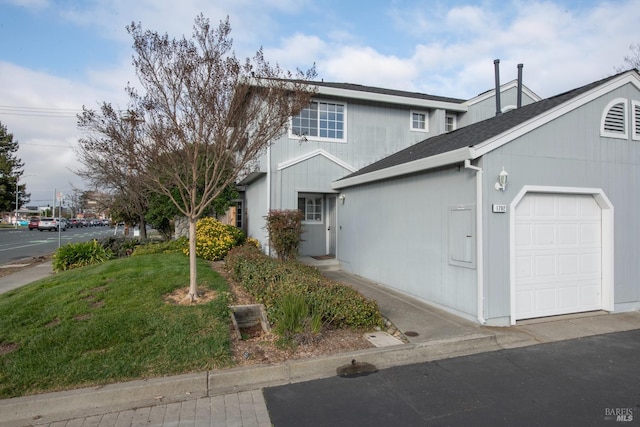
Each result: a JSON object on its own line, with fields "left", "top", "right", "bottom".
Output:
{"left": 327, "top": 196, "right": 337, "bottom": 256}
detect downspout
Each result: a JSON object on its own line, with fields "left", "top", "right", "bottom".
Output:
{"left": 464, "top": 159, "right": 486, "bottom": 324}
{"left": 266, "top": 143, "right": 272, "bottom": 256}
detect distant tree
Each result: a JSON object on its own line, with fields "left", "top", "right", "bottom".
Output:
{"left": 0, "top": 121, "right": 29, "bottom": 214}
{"left": 616, "top": 42, "right": 640, "bottom": 72}
{"left": 77, "top": 15, "right": 316, "bottom": 301}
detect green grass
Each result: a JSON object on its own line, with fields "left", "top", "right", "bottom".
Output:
{"left": 0, "top": 253, "right": 233, "bottom": 398}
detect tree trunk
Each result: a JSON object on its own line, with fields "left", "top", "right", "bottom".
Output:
{"left": 138, "top": 214, "right": 148, "bottom": 240}
{"left": 188, "top": 216, "right": 198, "bottom": 302}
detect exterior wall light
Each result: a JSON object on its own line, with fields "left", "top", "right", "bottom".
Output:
{"left": 495, "top": 167, "right": 509, "bottom": 191}
{"left": 339, "top": 194, "right": 346, "bottom": 203}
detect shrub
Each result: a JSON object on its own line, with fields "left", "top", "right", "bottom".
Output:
{"left": 52, "top": 240, "right": 114, "bottom": 272}
{"left": 132, "top": 236, "right": 188, "bottom": 256}
{"left": 97, "top": 236, "right": 142, "bottom": 258}
{"left": 264, "top": 209, "right": 304, "bottom": 261}
{"left": 225, "top": 244, "right": 382, "bottom": 330}
{"left": 185, "top": 217, "right": 244, "bottom": 261}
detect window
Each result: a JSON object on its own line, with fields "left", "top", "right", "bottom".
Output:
{"left": 445, "top": 113, "right": 457, "bottom": 132}
{"left": 600, "top": 98, "right": 628, "bottom": 139}
{"left": 298, "top": 195, "right": 323, "bottom": 222}
{"left": 411, "top": 110, "right": 428, "bottom": 132}
{"left": 633, "top": 100, "right": 640, "bottom": 141}
{"left": 291, "top": 100, "right": 345, "bottom": 141}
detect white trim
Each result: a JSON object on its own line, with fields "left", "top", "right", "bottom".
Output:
{"left": 332, "top": 146, "right": 473, "bottom": 189}
{"left": 465, "top": 79, "right": 542, "bottom": 107}
{"left": 473, "top": 73, "right": 640, "bottom": 158}
{"left": 289, "top": 98, "right": 347, "bottom": 143}
{"left": 632, "top": 100, "right": 640, "bottom": 141}
{"left": 278, "top": 149, "right": 357, "bottom": 173}
{"left": 509, "top": 186, "right": 614, "bottom": 325}
{"left": 600, "top": 98, "right": 628, "bottom": 139}
{"left": 410, "top": 110, "right": 429, "bottom": 132}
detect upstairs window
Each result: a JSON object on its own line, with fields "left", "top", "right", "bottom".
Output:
{"left": 411, "top": 110, "right": 428, "bottom": 132}
{"left": 633, "top": 100, "right": 640, "bottom": 141}
{"left": 291, "top": 100, "right": 346, "bottom": 142}
{"left": 446, "top": 113, "right": 457, "bottom": 132}
{"left": 601, "top": 98, "right": 628, "bottom": 139}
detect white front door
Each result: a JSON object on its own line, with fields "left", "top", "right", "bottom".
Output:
{"left": 514, "top": 193, "right": 603, "bottom": 320}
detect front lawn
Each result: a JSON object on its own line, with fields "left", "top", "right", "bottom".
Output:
{"left": 0, "top": 253, "right": 233, "bottom": 398}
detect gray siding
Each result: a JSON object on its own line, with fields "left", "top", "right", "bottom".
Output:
{"left": 337, "top": 167, "right": 478, "bottom": 318}
{"left": 482, "top": 82, "right": 640, "bottom": 320}
{"left": 460, "top": 85, "right": 538, "bottom": 127}
{"left": 244, "top": 175, "right": 269, "bottom": 248}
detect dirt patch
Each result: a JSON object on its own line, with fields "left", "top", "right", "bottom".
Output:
{"left": 46, "top": 318, "right": 61, "bottom": 328}
{"left": 163, "top": 287, "right": 218, "bottom": 306}
{"left": 210, "top": 261, "right": 377, "bottom": 367}
{"left": 0, "top": 342, "right": 19, "bottom": 355}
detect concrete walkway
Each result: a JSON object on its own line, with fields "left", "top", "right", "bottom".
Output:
{"left": 1, "top": 258, "right": 640, "bottom": 426}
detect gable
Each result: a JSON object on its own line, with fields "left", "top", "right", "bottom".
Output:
{"left": 333, "top": 70, "right": 640, "bottom": 190}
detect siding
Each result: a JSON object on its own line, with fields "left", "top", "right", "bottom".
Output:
{"left": 337, "top": 166, "right": 478, "bottom": 317}
{"left": 482, "top": 82, "right": 640, "bottom": 320}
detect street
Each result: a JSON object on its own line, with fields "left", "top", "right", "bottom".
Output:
{"left": 0, "top": 226, "right": 115, "bottom": 265}
{"left": 264, "top": 329, "right": 640, "bottom": 426}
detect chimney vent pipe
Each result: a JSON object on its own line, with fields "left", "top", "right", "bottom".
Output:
{"left": 517, "top": 63, "right": 523, "bottom": 108}
{"left": 494, "top": 59, "right": 502, "bottom": 116}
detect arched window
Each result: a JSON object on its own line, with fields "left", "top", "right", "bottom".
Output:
{"left": 600, "top": 98, "right": 628, "bottom": 139}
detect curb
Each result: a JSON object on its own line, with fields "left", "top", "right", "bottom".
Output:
{"left": 0, "top": 333, "right": 500, "bottom": 426}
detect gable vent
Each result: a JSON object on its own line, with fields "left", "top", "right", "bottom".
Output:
{"left": 601, "top": 98, "right": 628, "bottom": 139}
{"left": 604, "top": 103, "right": 625, "bottom": 133}
{"left": 633, "top": 101, "right": 640, "bottom": 141}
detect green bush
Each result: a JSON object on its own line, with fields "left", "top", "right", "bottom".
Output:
{"left": 225, "top": 244, "right": 382, "bottom": 330}
{"left": 52, "top": 240, "right": 114, "bottom": 272}
{"left": 132, "top": 236, "right": 188, "bottom": 256}
{"left": 264, "top": 209, "right": 304, "bottom": 260}
{"left": 184, "top": 217, "right": 244, "bottom": 261}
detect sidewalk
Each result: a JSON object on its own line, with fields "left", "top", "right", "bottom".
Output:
{"left": 1, "top": 258, "right": 640, "bottom": 426}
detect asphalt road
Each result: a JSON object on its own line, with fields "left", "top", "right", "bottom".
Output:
{"left": 0, "top": 226, "right": 116, "bottom": 265}
{"left": 264, "top": 329, "right": 640, "bottom": 427}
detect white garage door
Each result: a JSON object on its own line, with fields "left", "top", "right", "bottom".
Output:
{"left": 514, "top": 193, "right": 602, "bottom": 320}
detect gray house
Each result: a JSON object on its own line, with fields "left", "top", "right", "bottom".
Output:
{"left": 332, "top": 69, "right": 640, "bottom": 326}
{"left": 239, "top": 67, "right": 640, "bottom": 326}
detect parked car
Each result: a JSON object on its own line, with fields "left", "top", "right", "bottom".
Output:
{"left": 79, "top": 219, "right": 89, "bottom": 227}
{"left": 90, "top": 219, "right": 102, "bottom": 227}
{"left": 28, "top": 217, "right": 40, "bottom": 230}
{"left": 68, "top": 218, "right": 79, "bottom": 228}
{"left": 37, "top": 217, "right": 67, "bottom": 231}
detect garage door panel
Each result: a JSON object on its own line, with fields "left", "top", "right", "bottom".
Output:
{"left": 515, "top": 193, "right": 602, "bottom": 320}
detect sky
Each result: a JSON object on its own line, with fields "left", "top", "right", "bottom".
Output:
{"left": 0, "top": 0, "right": 638, "bottom": 207}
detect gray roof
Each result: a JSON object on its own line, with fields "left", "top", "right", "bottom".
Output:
{"left": 307, "top": 80, "right": 467, "bottom": 104}
{"left": 338, "top": 70, "right": 634, "bottom": 181}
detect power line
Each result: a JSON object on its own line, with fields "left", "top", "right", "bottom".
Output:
{"left": 0, "top": 105, "right": 81, "bottom": 118}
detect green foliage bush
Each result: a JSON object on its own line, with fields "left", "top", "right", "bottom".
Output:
{"left": 52, "top": 240, "right": 114, "bottom": 272}
{"left": 264, "top": 209, "right": 304, "bottom": 260}
{"left": 132, "top": 236, "right": 188, "bottom": 256}
{"left": 225, "top": 244, "right": 382, "bottom": 331}
{"left": 185, "top": 217, "right": 244, "bottom": 261}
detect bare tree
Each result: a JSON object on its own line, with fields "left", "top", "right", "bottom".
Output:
{"left": 78, "top": 15, "right": 316, "bottom": 301}
{"left": 76, "top": 105, "right": 149, "bottom": 240}
{"left": 616, "top": 42, "right": 640, "bottom": 72}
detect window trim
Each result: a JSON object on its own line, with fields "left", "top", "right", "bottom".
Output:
{"left": 298, "top": 194, "right": 324, "bottom": 223}
{"left": 410, "top": 110, "right": 429, "bottom": 132}
{"left": 289, "top": 99, "right": 347, "bottom": 143}
{"left": 632, "top": 100, "right": 640, "bottom": 141}
{"left": 445, "top": 113, "right": 457, "bottom": 132}
{"left": 600, "top": 98, "right": 628, "bottom": 139}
